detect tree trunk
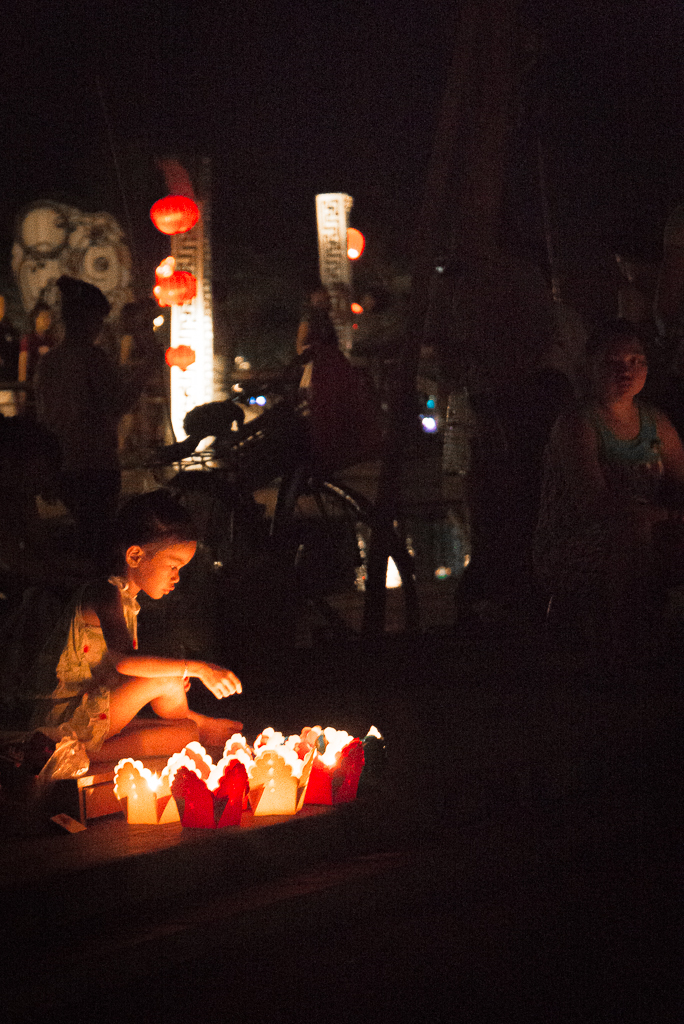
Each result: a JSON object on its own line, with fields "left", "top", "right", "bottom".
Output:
{"left": 362, "top": 0, "right": 522, "bottom": 636}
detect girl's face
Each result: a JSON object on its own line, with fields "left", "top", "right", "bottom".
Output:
{"left": 590, "top": 336, "right": 648, "bottom": 403}
{"left": 125, "top": 539, "right": 197, "bottom": 600}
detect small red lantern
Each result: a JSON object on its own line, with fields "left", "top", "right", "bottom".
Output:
{"left": 347, "top": 228, "right": 365, "bottom": 260}
{"left": 153, "top": 257, "right": 197, "bottom": 307}
{"left": 150, "top": 195, "right": 200, "bottom": 235}
{"left": 165, "top": 345, "right": 196, "bottom": 371}
{"left": 351, "top": 302, "right": 364, "bottom": 314}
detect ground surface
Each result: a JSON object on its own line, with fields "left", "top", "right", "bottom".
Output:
{"left": 1, "top": 622, "right": 681, "bottom": 1024}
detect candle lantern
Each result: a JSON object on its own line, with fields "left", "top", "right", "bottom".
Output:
{"left": 169, "top": 754, "right": 249, "bottom": 829}
{"left": 248, "top": 745, "right": 316, "bottom": 816}
{"left": 303, "top": 728, "right": 366, "bottom": 806}
{"left": 113, "top": 759, "right": 180, "bottom": 824}
{"left": 150, "top": 195, "right": 200, "bottom": 235}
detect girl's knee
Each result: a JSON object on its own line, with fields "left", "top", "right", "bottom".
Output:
{"left": 158, "top": 675, "right": 188, "bottom": 699}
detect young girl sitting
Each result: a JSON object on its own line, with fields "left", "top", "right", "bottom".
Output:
{"left": 20, "top": 489, "right": 243, "bottom": 762}
{"left": 534, "top": 319, "right": 684, "bottom": 660}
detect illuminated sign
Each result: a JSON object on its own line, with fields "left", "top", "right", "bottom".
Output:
{"left": 315, "top": 193, "right": 354, "bottom": 353}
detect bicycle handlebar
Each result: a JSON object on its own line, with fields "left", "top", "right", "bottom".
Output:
{"left": 145, "top": 367, "right": 302, "bottom": 468}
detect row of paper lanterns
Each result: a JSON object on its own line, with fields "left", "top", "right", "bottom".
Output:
{"left": 113, "top": 725, "right": 384, "bottom": 827}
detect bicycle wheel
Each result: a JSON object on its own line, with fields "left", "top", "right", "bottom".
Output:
{"left": 167, "top": 466, "right": 270, "bottom": 573}
{"left": 273, "top": 475, "right": 419, "bottom": 638}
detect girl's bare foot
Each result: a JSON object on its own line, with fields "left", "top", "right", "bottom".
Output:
{"left": 189, "top": 712, "right": 244, "bottom": 750}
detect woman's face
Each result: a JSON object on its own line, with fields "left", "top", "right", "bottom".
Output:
{"left": 590, "top": 336, "right": 648, "bottom": 402}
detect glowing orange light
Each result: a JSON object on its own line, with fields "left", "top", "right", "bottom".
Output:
{"left": 113, "top": 759, "right": 180, "bottom": 824}
{"left": 154, "top": 257, "right": 197, "bottom": 307}
{"left": 155, "top": 256, "right": 175, "bottom": 279}
{"left": 347, "top": 228, "right": 365, "bottom": 260}
{"left": 150, "top": 195, "right": 200, "bottom": 235}
{"left": 165, "top": 345, "right": 196, "bottom": 371}
{"left": 351, "top": 302, "right": 364, "bottom": 314}
{"left": 302, "top": 728, "right": 366, "bottom": 806}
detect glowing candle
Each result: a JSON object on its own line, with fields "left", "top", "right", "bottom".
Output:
{"left": 248, "top": 745, "right": 316, "bottom": 816}
{"left": 113, "top": 759, "right": 180, "bottom": 824}
{"left": 303, "top": 728, "right": 366, "bottom": 806}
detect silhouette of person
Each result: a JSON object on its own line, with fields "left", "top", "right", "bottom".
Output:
{"left": 34, "top": 276, "right": 141, "bottom": 564}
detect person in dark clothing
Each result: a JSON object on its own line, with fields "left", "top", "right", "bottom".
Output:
{"left": 33, "top": 277, "right": 142, "bottom": 565}
{"left": 295, "top": 284, "right": 340, "bottom": 362}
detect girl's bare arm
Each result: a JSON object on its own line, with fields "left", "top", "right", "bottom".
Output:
{"left": 85, "top": 581, "right": 241, "bottom": 697}
{"left": 655, "top": 410, "right": 684, "bottom": 485}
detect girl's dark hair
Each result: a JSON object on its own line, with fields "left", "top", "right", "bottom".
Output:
{"left": 586, "top": 319, "right": 644, "bottom": 359}
{"left": 113, "top": 490, "right": 197, "bottom": 558}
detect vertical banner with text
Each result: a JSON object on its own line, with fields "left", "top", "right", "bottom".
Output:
{"left": 315, "top": 193, "right": 354, "bottom": 353}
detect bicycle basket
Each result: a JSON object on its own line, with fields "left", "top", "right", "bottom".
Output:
{"left": 230, "top": 400, "right": 310, "bottom": 491}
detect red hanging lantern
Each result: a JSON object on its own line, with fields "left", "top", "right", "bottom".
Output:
{"left": 153, "top": 257, "right": 197, "bottom": 306}
{"left": 347, "top": 227, "right": 365, "bottom": 260}
{"left": 150, "top": 195, "right": 200, "bottom": 235}
{"left": 154, "top": 272, "right": 197, "bottom": 307}
{"left": 165, "top": 345, "right": 196, "bottom": 371}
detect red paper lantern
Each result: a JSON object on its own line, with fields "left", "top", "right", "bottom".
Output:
{"left": 165, "top": 345, "right": 196, "bottom": 371}
{"left": 170, "top": 761, "right": 248, "bottom": 828}
{"left": 150, "top": 195, "right": 200, "bottom": 235}
{"left": 347, "top": 228, "right": 365, "bottom": 259}
{"left": 154, "top": 271, "right": 197, "bottom": 307}
{"left": 304, "top": 738, "right": 365, "bottom": 806}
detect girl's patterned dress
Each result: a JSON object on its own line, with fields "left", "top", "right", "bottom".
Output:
{"left": 21, "top": 576, "right": 140, "bottom": 751}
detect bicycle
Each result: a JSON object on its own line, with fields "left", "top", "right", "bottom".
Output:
{"left": 142, "top": 382, "right": 419, "bottom": 643}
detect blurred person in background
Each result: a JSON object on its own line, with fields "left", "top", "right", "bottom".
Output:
{"left": 34, "top": 277, "right": 144, "bottom": 565}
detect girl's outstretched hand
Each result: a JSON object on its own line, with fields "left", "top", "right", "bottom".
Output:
{"left": 193, "top": 662, "right": 242, "bottom": 699}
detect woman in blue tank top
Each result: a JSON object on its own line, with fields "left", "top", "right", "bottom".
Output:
{"left": 534, "top": 319, "right": 684, "bottom": 661}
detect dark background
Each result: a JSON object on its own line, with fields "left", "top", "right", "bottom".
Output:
{"left": 2, "top": 0, "right": 683, "bottom": 336}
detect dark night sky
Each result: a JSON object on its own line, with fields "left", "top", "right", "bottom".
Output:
{"left": 2, "top": 0, "right": 684, "bottom": 298}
